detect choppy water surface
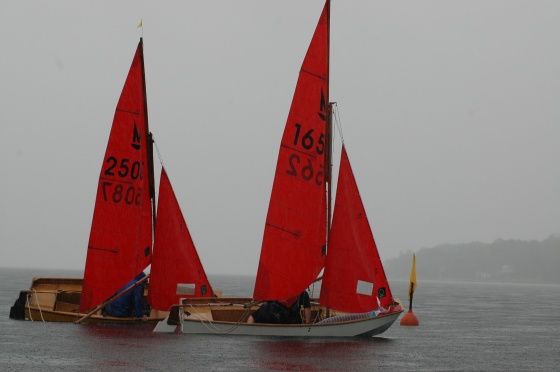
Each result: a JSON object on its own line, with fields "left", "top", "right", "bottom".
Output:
{"left": 1, "top": 267, "right": 559, "bottom": 371}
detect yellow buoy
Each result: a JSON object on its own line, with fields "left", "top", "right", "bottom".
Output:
{"left": 400, "top": 254, "right": 419, "bottom": 326}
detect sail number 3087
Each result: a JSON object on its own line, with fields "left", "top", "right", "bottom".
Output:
{"left": 102, "top": 182, "right": 143, "bottom": 205}
{"left": 286, "top": 123, "right": 325, "bottom": 186}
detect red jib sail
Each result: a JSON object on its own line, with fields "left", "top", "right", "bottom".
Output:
{"left": 254, "top": 1, "right": 330, "bottom": 301}
{"left": 320, "top": 146, "right": 394, "bottom": 312}
{"left": 80, "top": 39, "right": 153, "bottom": 312}
{"left": 149, "top": 168, "right": 213, "bottom": 311}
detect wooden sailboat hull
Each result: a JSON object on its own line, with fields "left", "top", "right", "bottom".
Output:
{"left": 24, "top": 307, "right": 162, "bottom": 324}
{"left": 11, "top": 277, "right": 166, "bottom": 324}
{"left": 152, "top": 297, "right": 403, "bottom": 337}
{"left": 154, "top": 310, "right": 402, "bottom": 337}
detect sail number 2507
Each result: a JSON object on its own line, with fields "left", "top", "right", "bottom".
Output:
{"left": 286, "top": 123, "right": 325, "bottom": 186}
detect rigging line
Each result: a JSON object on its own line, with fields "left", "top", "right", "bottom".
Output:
{"left": 185, "top": 304, "right": 252, "bottom": 334}
{"left": 26, "top": 294, "right": 33, "bottom": 322}
{"left": 31, "top": 289, "right": 45, "bottom": 322}
{"left": 332, "top": 102, "right": 344, "bottom": 145}
{"left": 152, "top": 134, "right": 165, "bottom": 168}
{"left": 193, "top": 304, "right": 254, "bottom": 333}
{"left": 183, "top": 305, "right": 227, "bottom": 333}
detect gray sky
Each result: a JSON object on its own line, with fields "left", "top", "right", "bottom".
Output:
{"left": 1, "top": 1, "right": 559, "bottom": 275}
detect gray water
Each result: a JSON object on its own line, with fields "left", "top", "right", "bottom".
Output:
{"left": 1, "top": 267, "right": 559, "bottom": 371}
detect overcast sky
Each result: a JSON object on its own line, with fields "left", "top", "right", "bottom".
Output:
{"left": 1, "top": 1, "right": 559, "bottom": 275}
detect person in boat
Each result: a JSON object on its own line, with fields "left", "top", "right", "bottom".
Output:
{"left": 104, "top": 272, "right": 148, "bottom": 320}
{"left": 247, "top": 291, "right": 311, "bottom": 325}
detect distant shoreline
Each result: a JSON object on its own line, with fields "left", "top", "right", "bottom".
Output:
{"left": 384, "top": 234, "right": 560, "bottom": 285}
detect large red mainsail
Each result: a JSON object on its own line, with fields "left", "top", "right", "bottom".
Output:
{"left": 80, "top": 39, "right": 153, "bottom": 312}
{"left": 253, "top": 1, "right": 330, "bottom": 301}
{"left": 320, "top": 146, "right": 394, "bottom": 312}
{"left": 149, "top": 168, "right": 213, "bottom": 311}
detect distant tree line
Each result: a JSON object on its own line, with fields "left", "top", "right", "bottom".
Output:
{"left": 383, "top": 234, "right": 560, "bottom": 284}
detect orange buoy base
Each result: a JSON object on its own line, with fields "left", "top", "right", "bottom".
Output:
{"left": 400, "top": 310, "right": 419, "bottom": 326}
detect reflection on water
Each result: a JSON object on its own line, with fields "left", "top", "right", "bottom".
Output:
{"left": 254, "top": 338, "right": 393, "bottom": 371}
{"left": 79, "top": 323, "right": 155, "bottom": 339}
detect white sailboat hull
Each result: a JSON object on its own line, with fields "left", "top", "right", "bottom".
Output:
{"left": 153, "top": 310, "right": 401, "bottom": 337}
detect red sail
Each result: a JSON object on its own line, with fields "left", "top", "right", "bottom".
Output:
{"left": 254, "top": 1, "right": 330, "bottom": 301}
{"left": 149, "top": 168, "right": 213, "bottom": 311}
{"left": 320, "top": 146, "right": 394, "bottom": 312}
{"left": 80, "top": 39, "right": 153, "bottom": 312}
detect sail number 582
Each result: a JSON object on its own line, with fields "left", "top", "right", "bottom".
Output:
{"left": 287, "top": 154, "right": 324, "bottom": 186}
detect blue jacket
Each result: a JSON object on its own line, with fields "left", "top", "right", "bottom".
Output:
{"left": 105, "top": 272, "right": 146, "bottom": 318}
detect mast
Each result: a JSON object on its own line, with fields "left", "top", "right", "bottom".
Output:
{"left": 325, "top": 0, "right": 332, "bottom": 239}
{"left": 326, "top": 104, "right": 333, "bottom": 235}
{"left": 139, "top": 37, "right": 157, "bottom": 231}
